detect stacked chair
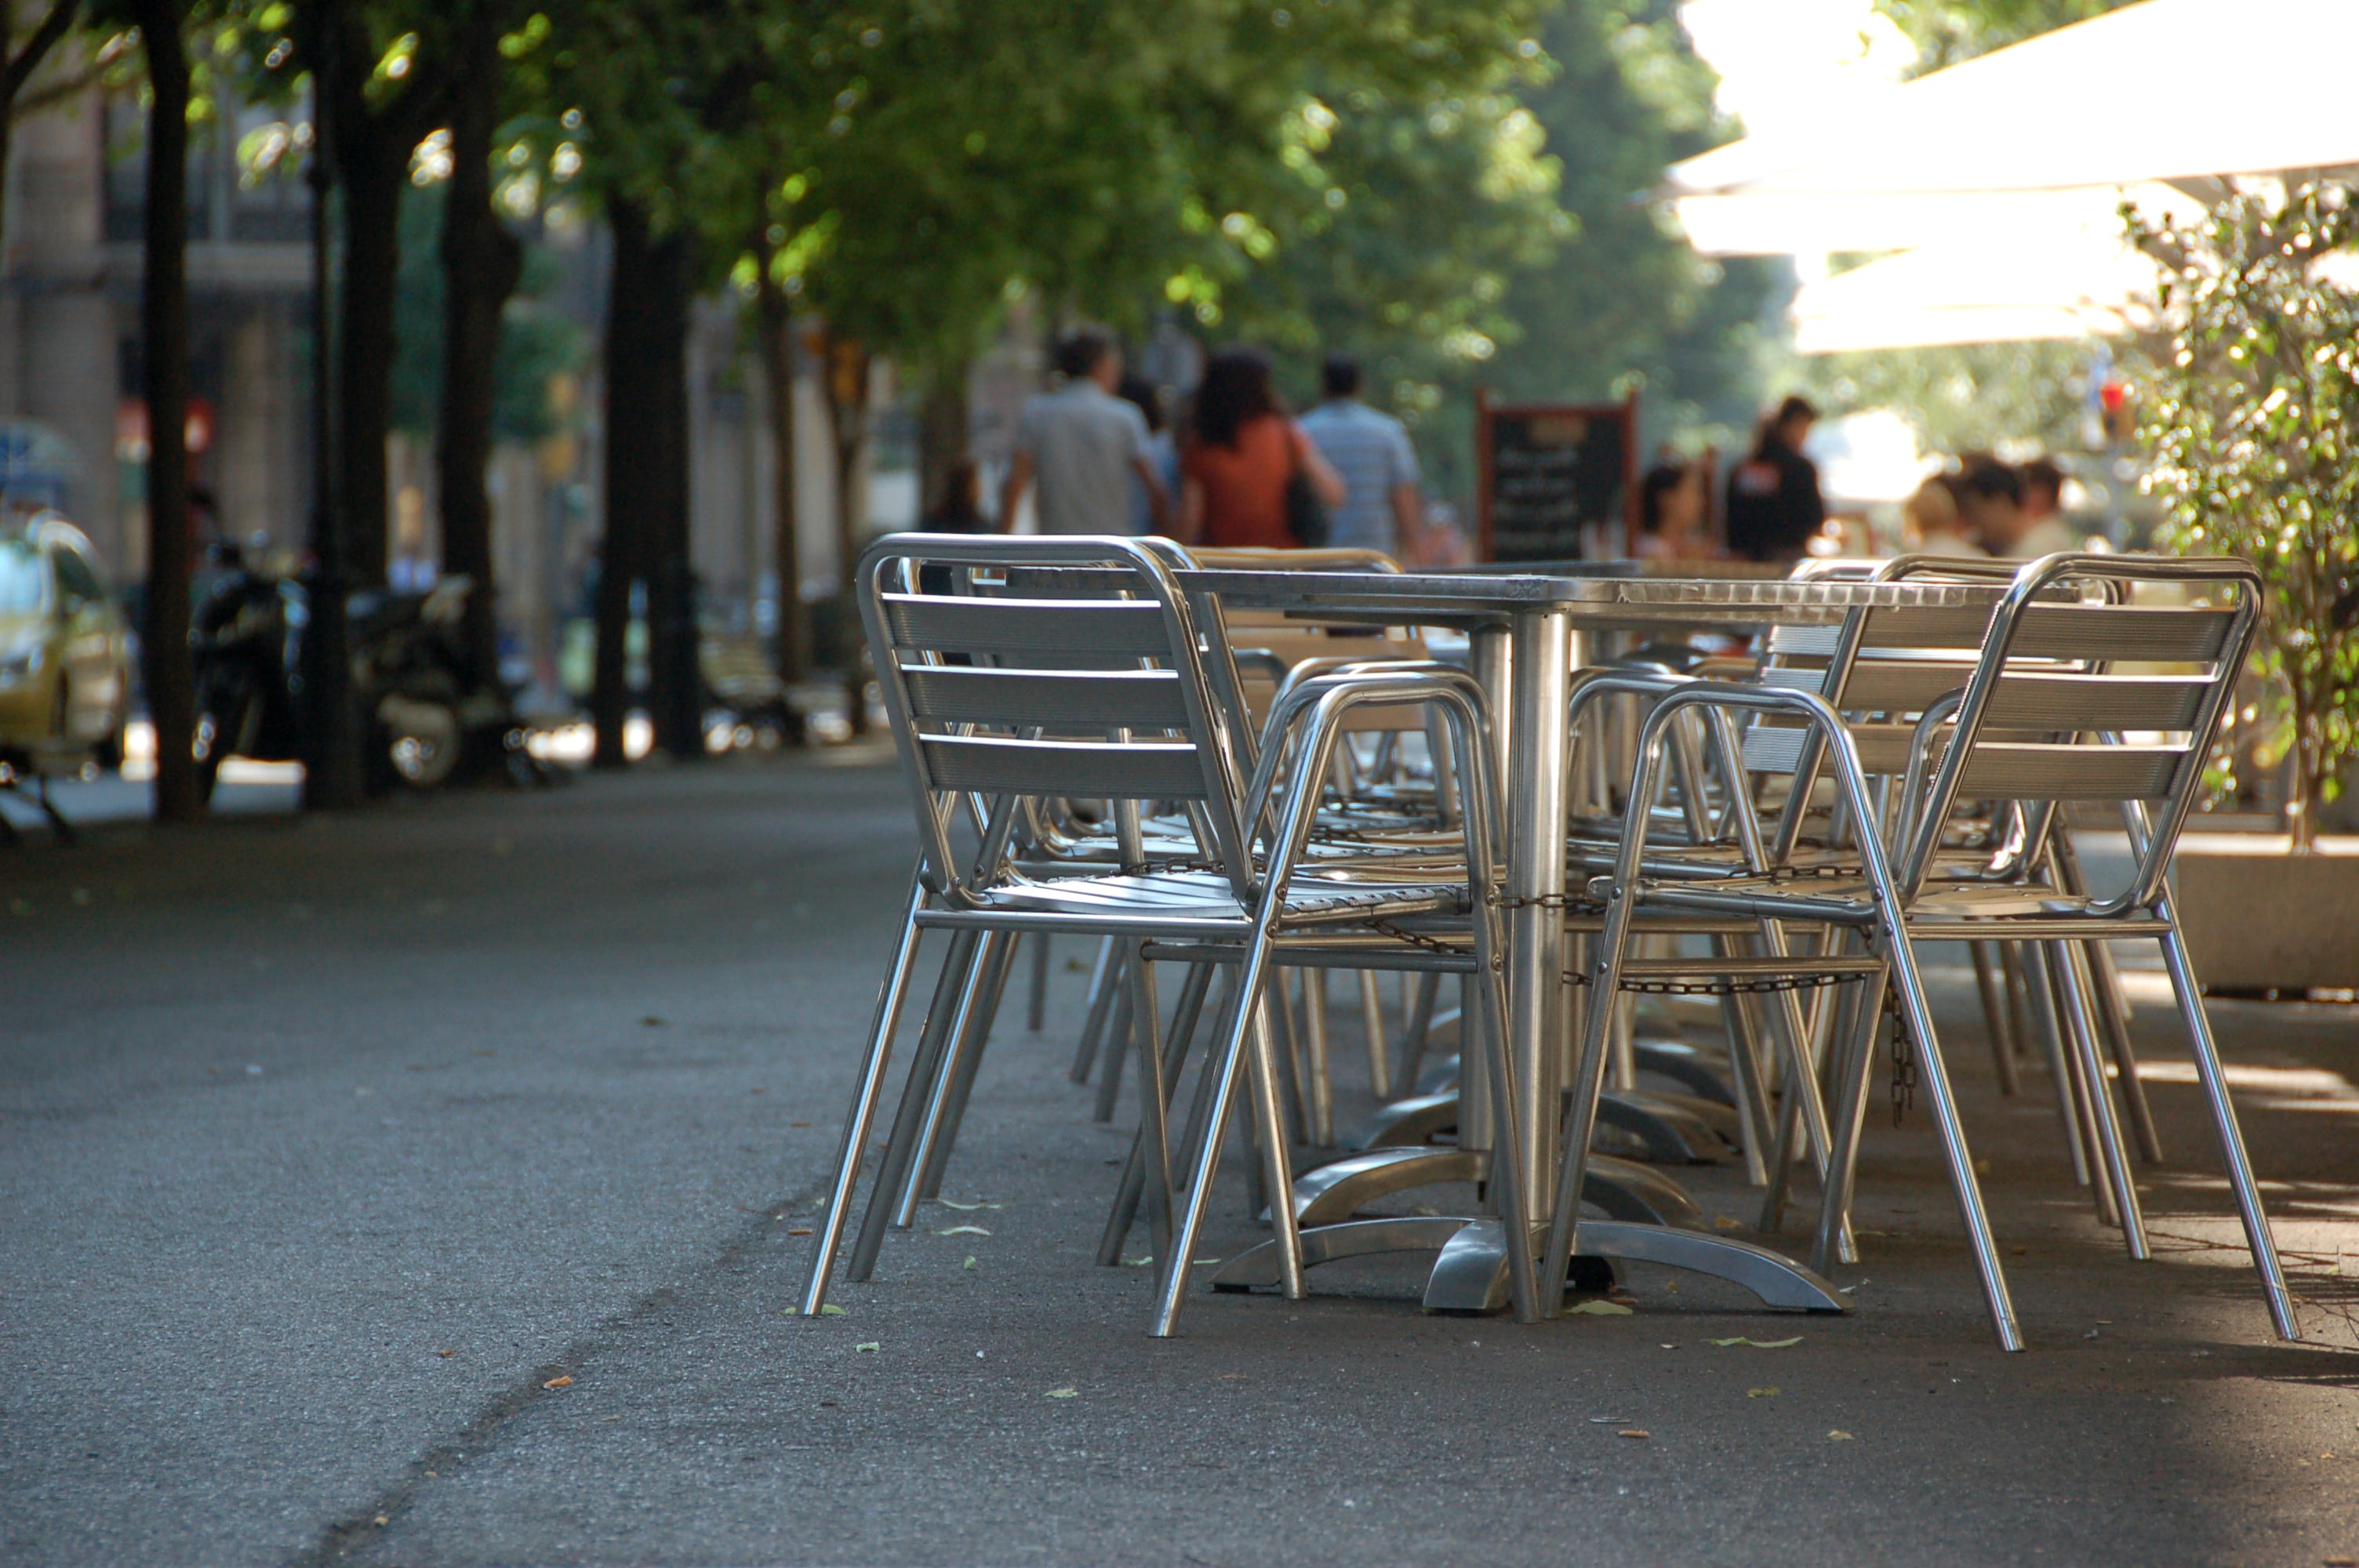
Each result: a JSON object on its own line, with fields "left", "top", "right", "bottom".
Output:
{"left": 799, "top": 535, "right": 1540, "bottom": 1334}
{"left": 1536, "top": 552, "right": 2295, "bottom": 1351}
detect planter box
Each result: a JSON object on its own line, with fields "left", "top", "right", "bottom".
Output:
{"left": 2170, "top": 833, "right": 2359, "bottom": 993}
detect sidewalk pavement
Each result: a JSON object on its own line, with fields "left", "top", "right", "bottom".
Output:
{"left": 2, "top": 758, "right": 2355, "bottom": 1566}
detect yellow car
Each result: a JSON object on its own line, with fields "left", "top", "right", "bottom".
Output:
{"left": 0, "top": 512, "right": 131, "bottom": 773}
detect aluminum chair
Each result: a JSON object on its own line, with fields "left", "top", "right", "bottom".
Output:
{"left": 797, "top": 535, "right": 1536, "bottom": 1335}
{"left": 1539, "top": 554, "right": 2295, "bottom": 1352}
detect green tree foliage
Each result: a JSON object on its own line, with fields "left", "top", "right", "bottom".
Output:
{"left": 1874, "top": 0, "right": 2133, "bottom": 69}
{"left": 1304, "top": 1, "right": 1779, "bottom": 494}
{"left": 1794, "top": 339, "right": 2092, "bottom": 456}
{"left": 2128, "top": 183, "right": 2359, "bottom": 849}
{"left": 387, "top": 180, "right": 585, "bottom": 444}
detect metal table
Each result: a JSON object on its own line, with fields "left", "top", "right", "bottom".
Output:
{"left": 1178, "top": 566, "right": 2015, "bottom": 1314}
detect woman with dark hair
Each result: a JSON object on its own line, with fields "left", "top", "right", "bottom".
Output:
{"left": 1178, "top": 345, "right": 1343, "bottom": 548}
{"left": 1634, "top": 457, "right": 1716, "bottom": 561}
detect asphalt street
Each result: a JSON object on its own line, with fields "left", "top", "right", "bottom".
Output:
{"left": 4, "top": 757, "right": 2357, "bottom": 1566}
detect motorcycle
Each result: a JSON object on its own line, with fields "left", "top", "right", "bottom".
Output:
{"left": 191, "top": 543, "right": 529, "bottom": 800}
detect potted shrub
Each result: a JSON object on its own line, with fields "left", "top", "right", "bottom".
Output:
{"left": 2125, "top": 183, "right": 2359, "bottom": 990}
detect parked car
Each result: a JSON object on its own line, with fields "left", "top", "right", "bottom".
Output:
{"left": 0, "top": 510, "right": 130, "bottom": 773}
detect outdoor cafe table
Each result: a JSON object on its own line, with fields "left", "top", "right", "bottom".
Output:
{"left": 1174, "top": 564, "right": 2019, "bottom": 1313}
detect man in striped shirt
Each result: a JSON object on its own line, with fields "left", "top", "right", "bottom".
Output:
{"left": 1299, "top": 354, "right": 1427, "bottom": 560}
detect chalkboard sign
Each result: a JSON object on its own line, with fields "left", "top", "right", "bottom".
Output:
{"left": 1476, "top": 391, "right": 1639, "bottom": 562}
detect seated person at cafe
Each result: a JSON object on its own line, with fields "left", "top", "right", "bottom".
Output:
{"left": 1634, "top": 458, "right": 1721, "bottom": 561}
{"left": 1902, "top": 474, "right": 1983, "bottom": 557}
{"left": 2013, "top": 456, "right": 2080, "bottom": 557}
{"left": 1955, "top": 455, "right": 2033, "bottom": 556}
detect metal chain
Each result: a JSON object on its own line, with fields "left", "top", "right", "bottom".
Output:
{"left": 1492, "top": 891, "right": 1584, "bottom": 912}
{"left": 1888, "top": 993, "right": 1916, "bottom": 1127}
{"left": 1561, "top": 968, "right": 1859, "bottom": 998}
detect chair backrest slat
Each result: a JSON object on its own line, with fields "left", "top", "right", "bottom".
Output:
{"left": 920, "top": 735, "right": 1209, "bottom": 798}
{"left": 880, "top": 593, "right": 1172, "bottom": 659}
{"left": 862, "top": 535, "right": 1256, "bottom": 907}
{"left": 1956, "top": 742, "right": 2186, "bottom": 801}
{"left": 901, "top": 666, "right": 1191, "bottom": 730}
{"left": 1859, "top": 602, "right": 2235, "bottom": 661}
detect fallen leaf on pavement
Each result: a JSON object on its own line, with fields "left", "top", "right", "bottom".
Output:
{"left": 1828, "top": 1431, "right": 1855, "bottom": 1442}
{"left": 1747, "top": 1387, "right": 1779, "bottom": 1399}
{"left": 1707, "top": 1336, "right": 1801, "bottom": 1348}
{"left": 435, "top": 1349, "right": 455, "bottom": 1359}
{"left": 1566, "top": 1300, "right": 1633, "bottom": 1316}
{"left": 542, "top": 1375, "right": 572, "bottom": 1389}
{"left": 1617, "top": 1428, "right": 1650, "bottom": 1440}
{"left": 963, "top": 1256, "right": 977, "bottom": 1270}
{"left": 936, "top": 1200, "right": 1001, "bottom": 1211}
{"left": 935, "top": 1225, "right": 992, "bottom": 1237}
{"left": 787, "top": 1227, "right": 813, "bottom": 1236}
{"left": 855, "top": 1342, "right": 881, "bottom": 1353}
{"left": 1046, "top": 1387, "right": 1078, "bottom": 1399}
{"left": 1713, "top": 1216, "right": 1743, "bottom": 1230}
{"left": 819, "top": 1305, "right": 848, "bottom": 1317}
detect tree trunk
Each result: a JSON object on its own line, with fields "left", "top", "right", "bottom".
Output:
{"left": 595, "top": 201, "right": 695, "bottom": 764}
{"left": 823, "top": 332, "right": 869, "bottom": 733}
{"left": 297, "top": 0, "right": 360, "bottom": 809}
{"left": 434, "top": 36, "right": 522, "bottom": 698}
{"left": 643, "top": 228, "right": 696, "bottom": 760}
{"left": 916, "top": 358, "right": 969, "bottom": 520}
{"left": 336, "top": 138, "right": 402, "bottom": 586}
{"left": 592, "top": 200, "right": 653, "bottom": 767}
{"left": 133, "top": 0, "right": 200, "bottom": 822}
{"left": 754, "top": 273, "right": 809, "bottom": 689}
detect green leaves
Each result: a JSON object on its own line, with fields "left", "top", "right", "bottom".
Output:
{"left": 2129, "top": 181, "right": 2359, "bottom": 842}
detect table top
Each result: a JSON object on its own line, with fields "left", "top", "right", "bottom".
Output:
{"left": 1176, "top": 566, "right": 2012, "bottom": 631}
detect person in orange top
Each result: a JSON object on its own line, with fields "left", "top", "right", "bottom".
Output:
{"left": 1177, "top": 346, "right": 1343, "bottom": 549}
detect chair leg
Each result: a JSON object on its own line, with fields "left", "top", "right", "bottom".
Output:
{"left": 1713, "top": 978, "right": 1772, "bottom": 1186}
{"left": 2020, "top": 939, "right": 2096, "bottom": 1190}
{"left": 1998, "top": 941, "right": 2037, "bottom": 1076}
{"left": 1127, "top": 943, "right": 1176, "bottom": 1265}
{"left": 2085, "top": 938, "right": 2164, "bottom": 1163}
{"left": 2054, "top": 939, "right": 2148, "bottom": 1259}
{"left": 910, "top": 930, "right": 1018, "bottom": 1207}
{"left": 1092, "top": 982, "right": 1134, "bottom": 1123}
{"left": 1027, "top": 932, "right": 1051, "bottom": 1033}
{"left": 848, "top": 930, "right": 981, "bottom": 1279}
{"left": 2156, "top": 918, "right": 2299, "bottom": 1341}
{"left": 2030, "top": 942, "right": 2119, "bottom": 1225}
{"left": 1302, "top": 968, "right": 1336, "bottom": 1146}
{"left": 1358, "top": 970, "right": 1392, "bottom": 1101}
{"left": 1100, "top": 962, "right": 1219, "bottom": 1265}
{"left": 798, "top": 882, "right": 929, "bottom": 1316}
{"left": 1069, "top": 936, "right": 1121, "bottom": 1083}
{"left": 1153, "top": 938, "right": 1292, "bottom": 1336}
{"left": 1810, "top": 966, "right": 1886, "bottom": 1276}
{"left": 1881, "top": 915, "right": 2022, "bottom": 1352}
{"left": 1969, "top": 941, "right": 2023, "bottom": 1097}
{"left": 1391, "top": 971, "right": 1441, "bottom": 1095}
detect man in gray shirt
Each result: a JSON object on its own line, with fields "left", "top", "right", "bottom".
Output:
{"left": 1000, "top": 326, "right": 1170, "bottom": 535}
{"left": 1299, "top": 354, "right": 1426, "bottom": 558}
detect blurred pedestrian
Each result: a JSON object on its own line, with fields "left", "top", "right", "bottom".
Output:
{"left": 1177, "top": 345, "right": 1343, "bottom": 550}
{"left": 999, "top": 325, "right": 1170, "bottom": 535}
{"left": 1724, "top": 394, "right": 1825, "bottom": 562}
{"left": 2013, "top": 456, "right": 2078, "bottom": 557}
{"left": 1902, "top": 474, "right": 1983, "bottom": 557}
{"left": 1954, "top": 454, "right": 2038, "bottom": 556}
{"left": 1634, "top": 458, "right": 1718, "bottom": 561}
{"left": 1299, "top": 353, "right": 1426, "bottom": 560}
{"left": 1118, "top": 373, "right": 1179, "bottom": 537}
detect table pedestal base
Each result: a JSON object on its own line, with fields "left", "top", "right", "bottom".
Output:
{"left": 1211, "top": 1215, "right": 1849, "bottom": 1317}
{"left": 1281, "top": 1145, "right": 1703, "bottom": 1229}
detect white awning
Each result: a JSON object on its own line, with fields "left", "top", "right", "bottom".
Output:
{"left": 1667, "top": 0, "right": 2359, "bottom": 258}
